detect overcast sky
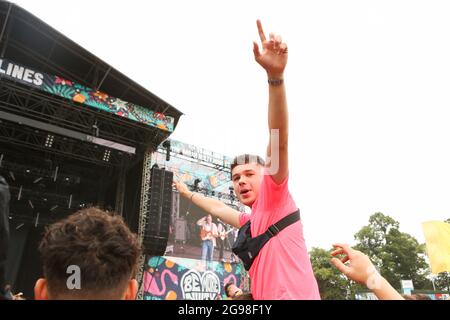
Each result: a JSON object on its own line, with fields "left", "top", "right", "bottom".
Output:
{"left": 13, "top": 0, "right": 450, "bottom": 250}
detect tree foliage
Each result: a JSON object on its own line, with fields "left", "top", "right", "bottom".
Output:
{"left": 310, "top": 247, "right": 358, "bottom": 300}
{"left": 354, "top": 212, "right": 431, "bottom": 290}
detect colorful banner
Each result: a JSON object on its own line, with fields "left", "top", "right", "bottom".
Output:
{"left": 422, "top": 221, "right": 450, "bottom": 274}
{"left": 0, "top": 59, "right": 174, "bottom": 132}
{"left": 143, "top": 256, "right": 247, "bottom": 300}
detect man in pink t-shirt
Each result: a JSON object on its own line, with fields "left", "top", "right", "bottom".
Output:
{"left": 174, "top": 20, "right": 320, "bottom": 299}
{"left": 236, "top": 170, "right": 320, "bottom": 299}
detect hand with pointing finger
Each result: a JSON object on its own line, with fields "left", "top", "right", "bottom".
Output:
{"left": 330, "top": 243, "right": 405, "bottom": 300}
{"left": 330, "top": 243, "right": 378, "bottom": 286}
{"left": 253, "top": 20, "right": 288, "bottom": 78}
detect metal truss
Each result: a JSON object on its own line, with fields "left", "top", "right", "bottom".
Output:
{"left": 136, "top": 148, "right": 153, "bottom": 300}
{"left": 157, "top": 140, "right": 232, "bottom": 175}
{"left": 0, "top": 81, "right": 160, "bottom": 148}
{"left": 0, "top": 158, "right": 96, "bottom": 187}
{"left": 8, "top": 185, "right": 81, "bottom": 210}
{"left": 0, "top": 119, "right": 129, "bottom": 167}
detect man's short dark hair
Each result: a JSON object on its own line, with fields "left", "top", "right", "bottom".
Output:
{"left": 230, "top": 154, "right": 265, "bottom": 177}
{"left": 233, "top": 293, "right": 253, "bottom": 300}
{"left": 224, "top": 282, "right": 234, "bottom": 297}
{"left": 39, "top": 207, "right": 141, "bottom": 299}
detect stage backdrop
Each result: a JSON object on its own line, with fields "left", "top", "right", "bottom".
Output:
{"left": 143, "top": 256, "right": 248, "bottom": 300}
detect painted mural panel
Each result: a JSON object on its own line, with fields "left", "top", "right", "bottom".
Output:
{"left": 143, "top": 256, "right": 248, "bottom": 300}
{"left": 0, "top": 59, "right": 174, "bottom": 131}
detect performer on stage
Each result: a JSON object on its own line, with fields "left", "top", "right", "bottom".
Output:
{"left": 196, "top": 214, "right": 218, "bottom": 262}
{"left": 216, "top": 219, "right": 227, "bottom": 262}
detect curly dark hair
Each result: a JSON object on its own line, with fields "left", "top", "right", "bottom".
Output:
{"left": 39, "top": 207, "right": 141, "bottom": 299}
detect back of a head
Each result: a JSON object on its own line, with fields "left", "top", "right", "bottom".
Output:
{"left": 224, "top": 282, "right": 234, "bottom": 297}
{"left": 38, "top": 207, "right": 141, "bottom": 299}
{"left": 233, "top": 293, "right": 253, "bottom": 300}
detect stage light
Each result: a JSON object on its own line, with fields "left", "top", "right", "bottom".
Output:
{"left": 44, "top": 134, "right": 54, "bottom": 148}
{"left": 103, "top": 149, "right": 111, "bottom": 162}
{"left": 162, "top": 140, "right": 171, "bottom": 161}
{"left": 35, "top": 212, "right": 40, "bottom": 227}
{"left": 33, "top": 177, "right": 43, "bottom": 184}
{"left": 53, "top": 166, "right": 58, "bottom": 181}
{"left": 194, "top": 178, "right": 201, "bottom": 191}
{"left": 92, "top": 122, "right": 99, "bottom": 137}
{"left": 0, "top": 111, "right": 135, "bottom": 154}
{"left": 17, "top": 185, "right": 22, "bottom": 200}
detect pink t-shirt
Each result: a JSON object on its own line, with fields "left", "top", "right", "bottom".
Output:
{"left": 239, "top": 173, "right": 321, "bottom": 300}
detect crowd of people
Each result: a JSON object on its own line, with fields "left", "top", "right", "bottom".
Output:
{"left": 0, "top": 202, "right": 411, "bottom": 300}
{"left": 0, "top": 20, "right": 442, "bottom": 301}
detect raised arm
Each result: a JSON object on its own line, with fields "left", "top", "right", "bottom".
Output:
{"left": 196, "top": 217, "right": 206, "bottom": 226}
{"left": 330, "top": 244, "right": 405, "bottom": 300}
{"left": 173, "top": 179, "right": 241, "bottom": 229}
{"left": 253, "top": 20, "right": 289, "bottom": 184}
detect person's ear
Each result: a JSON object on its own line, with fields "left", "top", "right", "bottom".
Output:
{"left": 34, "top": 278, "right": 49, "bottom": 300}
{"left": 123, "top": 279, "right": 138, "bottom": 300}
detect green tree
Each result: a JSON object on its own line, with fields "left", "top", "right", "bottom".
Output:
{"left": 310, "top": 247, "right": 358, "bottom": 299}
{"left": 434, "top": 272, "right": 450, "bottom": 291}
{"left": 354, "top": 212, "right": 432, "bottom": 290}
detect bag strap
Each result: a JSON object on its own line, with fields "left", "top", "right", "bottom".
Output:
{"left": 265, "top": 209, "right": 300, "bottom": 238}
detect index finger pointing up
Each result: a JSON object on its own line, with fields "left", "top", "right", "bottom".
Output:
{"left": 256, "top": 19, "right": 266, "bottom": 42}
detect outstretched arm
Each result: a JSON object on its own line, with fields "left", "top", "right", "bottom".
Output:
{"left": 173, "top": 179, "right": 241, "bottom": 229}
{"left": 253, "top": 20, "right": 289, "bottom": 184}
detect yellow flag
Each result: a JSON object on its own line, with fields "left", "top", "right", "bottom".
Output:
{"left": 422, "top": 221, "right": 450, "bottom": 274}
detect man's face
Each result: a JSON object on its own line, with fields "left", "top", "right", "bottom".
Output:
{"left": 231, "top": 163, "right": 263, "bottom": 207}
{"left": 226, "top": 284, "right": 243, "bottom": 298}
{"left": 206, "top": 215, "right": 212, "bottom": 223}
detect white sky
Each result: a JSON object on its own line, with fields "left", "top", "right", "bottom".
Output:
{"left": 13, "top": 0, "right": 450, "bottom": 250}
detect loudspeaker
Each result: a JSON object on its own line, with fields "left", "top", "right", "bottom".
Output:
{"left": 175, "top": 218, "right": 187, "bottom": 242}
{"left": 142, "top": 167, "right": 173, "bottom": 256}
